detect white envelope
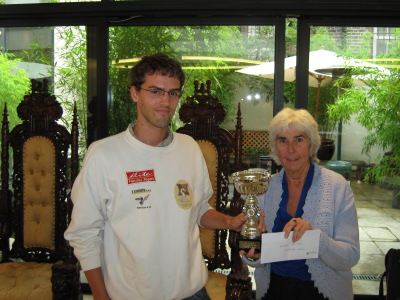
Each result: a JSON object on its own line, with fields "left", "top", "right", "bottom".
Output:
{"left": 260, "top": 229, "right": 321, "bottom": 264}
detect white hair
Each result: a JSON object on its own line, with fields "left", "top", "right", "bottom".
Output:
{"left": 268, "top": 108, "right": 321, "bottom": 165}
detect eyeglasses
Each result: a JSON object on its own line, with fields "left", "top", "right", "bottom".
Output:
{"left": 139, "top": 87, "right": 183, "bottom": 99}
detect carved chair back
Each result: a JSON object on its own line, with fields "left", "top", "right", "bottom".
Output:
{"left": 0, "top": 79, "right": 80, "bottom": 300}
{"left": 5, "top": 79, "right": 78, "bottom": 262}
{"left": 177, "top": 80, "right": 252, "bottom": 300}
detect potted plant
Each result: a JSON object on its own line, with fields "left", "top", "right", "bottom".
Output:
{"left": 308, "top": 83, "right": 338, "bottom": 161}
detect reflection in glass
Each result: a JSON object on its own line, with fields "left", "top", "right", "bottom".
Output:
{"left": 108, "top": 26, "right": 275, "bottom": 134}
{"left": 309, "top": 26, "right": 400, "bottom": 295}
{"left": 0, "top": 25, "right": 88, "bottom": 158}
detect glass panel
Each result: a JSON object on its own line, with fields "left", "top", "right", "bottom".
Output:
{"left": 109, "top": 25, "right": 275, "bottom": 163}
{"left": 309, "top": 25, "right": 400, "bottom": 295}
{"left": 0, "top": 25, "right": 88, "bottom": 158}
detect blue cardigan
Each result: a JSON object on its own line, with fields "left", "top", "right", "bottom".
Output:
{"left": 243, "top": 163, "right": 360, "bottom": 300}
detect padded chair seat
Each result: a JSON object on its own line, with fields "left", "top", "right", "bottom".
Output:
{"left": 0, "top": 262, "right": 52, "bottom": 300}
{"left": 205, "top": 271, "right": 227, "bottom": 300}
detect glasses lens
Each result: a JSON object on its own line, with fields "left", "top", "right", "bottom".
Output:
{"left": 170, "top": 90, "right": 182, "bottom": 98}
{"left": 142, "top": 88, "right": 182, "bottom": 98}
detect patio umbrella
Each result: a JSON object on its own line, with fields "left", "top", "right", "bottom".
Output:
{"left": 237, "top": 49, "right": 389, "bottom": 120}
{"left": 237, "top": 49, "right": 390, "bottom": 160}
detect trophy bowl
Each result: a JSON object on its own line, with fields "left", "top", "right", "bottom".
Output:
{"left": 231, "top": 168, "right": 270, "bottom": 252}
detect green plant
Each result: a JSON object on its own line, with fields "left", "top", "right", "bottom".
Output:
{"left": 17, "top": 42, "right": 52, "bottom": 65}
{"left": 108, "top": 26, "right": 274, "bottom": 135}
{"left": 328, "top": 68, "right": 400, "bottom": 186}
{"left": 52, "top": 26, "right": 88, "bottom": 161}
{"left": 0, "top": 52, "right": 30, "bottom": 130}
{"left": 308, "top": 84, "right": 338, "bottom": 140}
{"left": 244, "top": 146, "right": 270, "bottom": 158}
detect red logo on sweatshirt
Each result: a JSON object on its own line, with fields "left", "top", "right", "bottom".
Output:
{"left": 126, "top": 170, "right": 156, "bottom": 184}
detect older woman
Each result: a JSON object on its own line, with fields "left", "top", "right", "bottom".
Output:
{"left": 242, "top": 108, "right": 360, "bottom": 300}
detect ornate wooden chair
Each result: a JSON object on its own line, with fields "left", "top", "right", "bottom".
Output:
{"left": 0, "top": 79, "right": 82, "bottom": 300}
{"left": 178, "top": 80, "right": 252, "bottom": 300}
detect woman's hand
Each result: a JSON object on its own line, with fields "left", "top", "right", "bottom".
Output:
{"left": 283, "top": 218, "right": 312, "bottom": 242}
{"left": 239, "top": 210, "right": 266, "bottom": 261}
{"left": 240, "top": 248, "right": 261, "bottom": 261}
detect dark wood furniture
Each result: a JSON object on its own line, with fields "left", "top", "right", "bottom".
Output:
{"left": 178, "top": 80, "right": 252, "bottom": 300}
{"left": 0, "top": 79, "right": 82, "bottom": 300}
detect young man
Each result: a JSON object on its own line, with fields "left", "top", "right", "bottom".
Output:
{"left": 65, "top": 53, "right": 248, "bottom": 300}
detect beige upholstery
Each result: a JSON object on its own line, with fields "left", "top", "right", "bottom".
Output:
{"left": 0, "top": 262, "right": 52, "bottom": 300}
{"left": 197, "top": 140, "right": 228, "bottom": 298}
{"left": 198, "top": 140, "right": 218, "bottom": 258}
{"left": 0, "top": 137, "right": 56, "bottom": 300}
{"left": 0, "top": 79, "right": 82, "bottom": 300}
{"left": 205, "top": 272, "right": 227, "bottom": 300}
{"left": 23, "top": 136, "right": 56, "bottom": 249}
{"left": 177, "top": 81, "right": 252, "bottom": 299}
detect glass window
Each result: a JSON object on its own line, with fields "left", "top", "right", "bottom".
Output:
{"left": 0, "top": 25, "right": 88, "bottom": 158}
{"left": 108, "top": 25, "right": 275, "bottom": 138}
{"left": 2, "top": 5, "right": 399, "bottom": 294}
{"left": 107, "top": 25, "right": 276, "bottom": 172}
{"left": 309, "top": 25, "right": 400, "bottom": 295}
{"left": 374, "top": 27, "right": 396, "bottom": 56}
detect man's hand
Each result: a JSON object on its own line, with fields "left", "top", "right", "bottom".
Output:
{"left": 200, "top": 209, "right": 265, "bottom": 232}
{"left": 228, "top": 213, "right": 248, "bottom": 232}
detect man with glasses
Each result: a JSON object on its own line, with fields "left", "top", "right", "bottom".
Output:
{"left": 65, "top": 53, "right": 249, "bottom": 300}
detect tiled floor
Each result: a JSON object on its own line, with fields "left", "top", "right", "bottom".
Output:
{"left": 350, "top": 180, "right": 400, "bottom": 295}
{"left": 82, "top": 179, "right": 400, "bottom": 299}
{"left": 240, "top": 179, "right": 400, "bottom": 297}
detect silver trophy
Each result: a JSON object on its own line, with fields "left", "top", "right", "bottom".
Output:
{"left": 231, "top": 168, "right": 270, "bottom": 252}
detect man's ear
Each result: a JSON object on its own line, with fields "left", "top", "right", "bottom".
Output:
{"left": 130, "top": 86, "right": 139, "bottom": 103}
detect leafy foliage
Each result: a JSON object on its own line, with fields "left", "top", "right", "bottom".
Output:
{"left": 5, "top": 24, "right": 88, "bottom": 160}
{"left": 327, "top": 28, "right": 400, "bottom": 185}
{"left": 328, "top": 68, "right": 400, "bottom": 184}
{"left": 308, "top": 84, "right": 338, "bottom": 138}
{"left": 109, "top": 26, "right": 275, "bottom": 134}
{"left": 244, "top": 146, "right": 271, "bottom": 158}
{"left": 0, "top": 52, "right": 30, "bottom": 129}
{"left": 53, "top": 26, "right": 88, "bottom": 159}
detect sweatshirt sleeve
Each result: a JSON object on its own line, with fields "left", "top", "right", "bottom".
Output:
{"left": 196, "top": 146, "right": 213, "bottom": 226}
{"left": 64, "top": 145, "right": 110, "bottom": 271}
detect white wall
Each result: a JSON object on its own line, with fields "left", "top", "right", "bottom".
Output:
{"left": 222, "top": 87, "right": 273, "bottom": 130}
{"left": 340, "top": 115, "right": 383, "bottom": 164}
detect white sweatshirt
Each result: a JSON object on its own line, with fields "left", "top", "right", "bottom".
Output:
{"left": 65, "top": 126, "right": 213, "bottom": 300}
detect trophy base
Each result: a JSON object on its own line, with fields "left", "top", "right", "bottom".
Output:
{"left": 238, "top": 235, "right": 261, "bottom": 253}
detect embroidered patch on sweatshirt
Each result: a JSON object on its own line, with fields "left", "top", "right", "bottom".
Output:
{"left": 126, "top": 169, "right": 156, "bottom": 184}
{"left": 134, "top": 193, "right": 150, "bottom": 207}
{"left": 174, "top": 180, "right": 193, "bottom": 210}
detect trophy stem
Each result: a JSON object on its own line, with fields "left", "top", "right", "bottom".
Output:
{"left": 240, "top": 195, "right": 261, "bottom": 239}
